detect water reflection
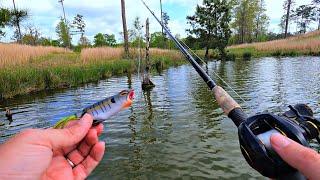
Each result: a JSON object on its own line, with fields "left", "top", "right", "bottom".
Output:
{"left": 0, "top": 57, "right": 319, "bottom": 179}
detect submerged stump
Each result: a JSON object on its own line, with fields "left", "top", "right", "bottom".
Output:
{"left": 142, "top": 18, "right": 155, "bottom": 91}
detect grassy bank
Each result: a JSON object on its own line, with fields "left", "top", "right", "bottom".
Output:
{"left": 227, "top": 30, "right": 320, "bottom": 59}
{"left": 0, "top": 44, "right": 185, "bottom": 99}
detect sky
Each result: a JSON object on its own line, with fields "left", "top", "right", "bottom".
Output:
{"left": 0, "top": 0, "right": 317, "bottom": 44}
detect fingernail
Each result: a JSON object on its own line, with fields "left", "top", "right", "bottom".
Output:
{"left": 101, "top": 141, "right": 106, "bottom": 147}
{"left": 271, "top": 133, "right": 291, "bottom": 149}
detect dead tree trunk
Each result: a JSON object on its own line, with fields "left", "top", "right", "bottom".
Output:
{"left": 142, "top": 18, "right": 155, "bottom": 90}
{"left": 121, "top": 0, "right": 129, "bottom": 58}
{"left": 284, "top": 0, "right": 292, "bottom": 38}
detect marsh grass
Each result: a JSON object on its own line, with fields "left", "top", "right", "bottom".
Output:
{"left": 0, "top": 43, "right": 69, "bottom": 68}
{"left": 228, "top": 30, "right": 320, "bottom": 58}
{"left": 0, "top": 44, "right": 185, "bottom": 99}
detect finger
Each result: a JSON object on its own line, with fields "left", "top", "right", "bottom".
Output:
{"left": 62, "top": 124, "right": 102, "bottom": 155}
{"left": 43, "top": 114, "right": 93, "bottom": 149}
{"left": 92, "top": 123, "right": 104, "bottom": 136}
{"left": 73, "top": 142, "right": 105, "bottom": 179}
{"left": 66, "top": 129, "right": 98, "bottom": 165}
{"left": 271, "top": 133, "right": 320, "bottom": 179}
{"left": 65, "top": 120, "right": 79, "bottom": 128}
{"left": 78, "top": 128, "right": 99, "bottom": 157}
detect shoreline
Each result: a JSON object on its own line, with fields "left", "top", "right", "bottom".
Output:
{"left": 0, "top": 52, "right": 185, "bottom": 100}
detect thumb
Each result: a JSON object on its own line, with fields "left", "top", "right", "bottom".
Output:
{"left": 44, "top": 114, "right": 93, "bottom": 149}
{"left": 270, "top": 133, "right": 320, "bottom": 179}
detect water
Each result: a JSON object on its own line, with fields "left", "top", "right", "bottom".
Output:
{"left": 0, "top": 57, "right": 319, "bottom": 179}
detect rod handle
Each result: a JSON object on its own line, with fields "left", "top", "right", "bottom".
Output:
{"left": 213, "top": 86, "right": 241, "bottom": 115}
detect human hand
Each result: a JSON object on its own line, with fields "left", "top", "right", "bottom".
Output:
{"left": 271, "top": 133, "right": 320, "bottom": 180}
{"left": 0, "top": 114, "right": 105, "bottom": 180}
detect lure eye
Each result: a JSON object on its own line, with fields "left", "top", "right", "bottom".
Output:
{"left": 119, "top": 90, "right": 128, "bottom": 96}
{"left": 111, "top": 97, "right": 116, "bottom": 103}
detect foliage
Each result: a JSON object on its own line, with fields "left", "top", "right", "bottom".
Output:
{"left": 0, "top": 8, "right": 12, "bottom": 39}
{"left": 232, "top": 0, "right": 269, "bottom": 44}
{"left": 187, "top": 0, "right": 232, "bottom": 59}
{"left": 254, "top": 0, "right": 269, "bottom": 40}
{"left": 131, "top": 17, "right": 144, "bottom": 48}
{"left": 71, "top": 14, "right": 88, "bottom": 46}
{"left": 10, "top": 8, "right": 28, "bottom": 42}
{"left": 162, "top": 12, "right": 170, "bottom": 37}
{"left": 93, "top": 33, "right": 116, "bottom": 47}
{"left": 106, "top": 34, "right": 116, "bottom": 46}
{"left": 292, "top": 5, "right": 316, "bottom": 34}
{"left": 21, "top": 25, "right": 41, "bottom": 45}
{"left": 56, "top": 18, "right": 71, "bottom": 47}
{"left": 150, "top": 32, "right": 167, "bottom": 48}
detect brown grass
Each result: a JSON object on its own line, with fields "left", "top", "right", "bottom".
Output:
{"left": 0, "top": 43, "right": 70, "bottom": 68}
{"left": 80, "top": 47, "right": 183, "bottom": 63}
{"left": 228, "top": 30, "right": 320, "bottom": 53}
{"left": 81, "top": 47, "right": 124, "bottom": 63}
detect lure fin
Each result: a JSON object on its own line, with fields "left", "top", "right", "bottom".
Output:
{"left": 53, "top": 115, "right": 78, "bottom": 129}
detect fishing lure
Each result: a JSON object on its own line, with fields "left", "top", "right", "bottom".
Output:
{"left": 54, "top": 89, "right": 135, "bottom": 129}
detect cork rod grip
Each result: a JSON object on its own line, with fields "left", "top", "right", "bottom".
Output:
{"left": 213, "top": 86, "right": 241, "bottom": 115}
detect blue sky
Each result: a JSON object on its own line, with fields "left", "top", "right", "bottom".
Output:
{"left": 0, "top": 0, "right": 317, "bottom": 44}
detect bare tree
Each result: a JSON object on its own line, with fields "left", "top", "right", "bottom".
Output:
{"left": 284, "top": 0, "right": 293, "bottom": 38}
{"left": 121, "top": 0, "right": 129, "bottom": 57}
{"left": 160, "top": 0, "right": 164, "bottom": 36}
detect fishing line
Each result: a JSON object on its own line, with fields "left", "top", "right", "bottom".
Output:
{"left": 179, "top": 39, "right": 248, "bottom": 107}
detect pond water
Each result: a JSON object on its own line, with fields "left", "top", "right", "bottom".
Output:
{"left": 0, "top": 57, "right": 319, "bottom": 179}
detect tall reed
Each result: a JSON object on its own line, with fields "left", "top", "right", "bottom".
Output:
{"left": 0, "top": 43, "right": 69, "bottom": 68}
{"left": 228, "top": 30, "right": 320, "bottom": 55}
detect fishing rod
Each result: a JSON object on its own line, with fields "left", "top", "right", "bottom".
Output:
{"left": 140, "top": 0, "right": 246, "bottom": 127}
{"left": 141, "top": 1, "right": 320, "bottom": 180}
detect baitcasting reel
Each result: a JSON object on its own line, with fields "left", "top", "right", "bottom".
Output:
{"left": 237, "top": 104, "right": 320, "bottom": 179}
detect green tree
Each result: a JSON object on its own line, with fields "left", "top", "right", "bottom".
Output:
{"left": 254, "top": 0, "right": 269, "bottom": 41}
{"left": 0, "top": 8, "right": 12, "bottom": 39}
{"left": 21, "top": 25, "right": 41, "bottom": 45}
{"left": 105, "top": 34, "right": 116, "bottom": 46}
{"left": 38, "top": 37, "right": 53, "bottom": 46}
{"left": 71, "top": 14, "right": 87, "bottom": 46}
{"left": 187, "top": 0, "right": 232, "bottom": 59}
{"left": 93, "top": 33, "right": 107, "bottom": 47}
{"left": 293, "top": 5, "right": 316, "bottom": 34}
{"left": 232, "top": 0, "right": 260, "bottom": 43}
{"left": 56, "top": 18, "right": 72, "bottom": 47}
{"left": 150, "top": 32, "right": 166, "bottom": 48}
{"left": 9, "top": 8, "right": 28, "bottom": 42}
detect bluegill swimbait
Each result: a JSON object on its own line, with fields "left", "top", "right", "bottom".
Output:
{"left": 54, "top": 89, "right": 135, "bottom": 129}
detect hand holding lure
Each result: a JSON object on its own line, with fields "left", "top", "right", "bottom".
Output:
{"left": 54, "top": 90, "right": 135, "bottom": 129}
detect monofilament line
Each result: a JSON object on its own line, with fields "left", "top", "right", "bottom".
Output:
{"left": 179, "top": 39, "right": 248, "bottom": 107}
